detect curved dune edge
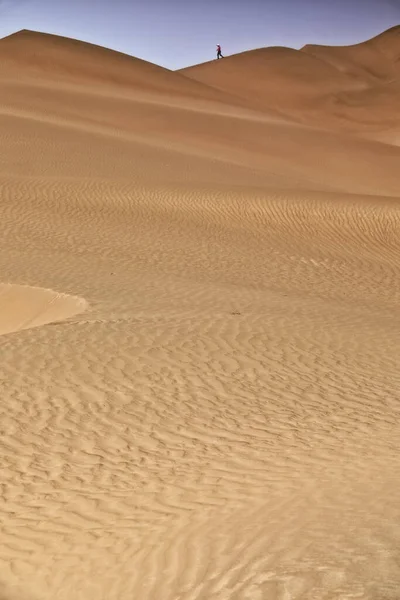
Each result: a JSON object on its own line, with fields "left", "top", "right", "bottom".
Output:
{"left": 0, "top": 284, "right": 88, "bottom": 336}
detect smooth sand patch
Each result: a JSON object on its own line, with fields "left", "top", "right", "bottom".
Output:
{"left": 0, "top": 284, "right": 87, "bottom": 335}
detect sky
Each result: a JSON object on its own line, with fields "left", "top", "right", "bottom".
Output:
{"left": 0, "top": 0, "right": 399, "bottom": 69}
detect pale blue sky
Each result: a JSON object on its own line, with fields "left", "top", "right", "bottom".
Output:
{"left": 0, "top": 0, "right": 399, "bottom": 69}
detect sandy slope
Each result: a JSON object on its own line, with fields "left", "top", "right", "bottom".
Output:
{"left": 302, "top": 25, "right": 400, "bottom": 82}
{"left": 180, "top": 26, "right": 400, "bottom": 136}
{"left": 0, "top": 27, "right": 400, "bottom": 600}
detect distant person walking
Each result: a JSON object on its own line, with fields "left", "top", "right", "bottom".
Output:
{"left": 216, "top": 44, "right": 224, "bottom": 59}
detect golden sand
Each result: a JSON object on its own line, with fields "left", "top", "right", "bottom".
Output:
{"left": 0, "top": 27, "right": 399, "bottom": 600}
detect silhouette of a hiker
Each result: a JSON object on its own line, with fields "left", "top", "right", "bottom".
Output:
{"left": 216, "top": 44, "right": 224, "bottom": 59}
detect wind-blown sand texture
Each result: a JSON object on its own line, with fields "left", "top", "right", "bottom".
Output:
{"left": 0, "top": 27, "right": 399, "bottom": 600}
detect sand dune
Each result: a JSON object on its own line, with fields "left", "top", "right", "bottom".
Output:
{"left": 1, "top": 35, "right": 400, "bottom": 196}
{"left": 302, "top": 25, "right": 400, "bottom": 81}
{"left": 180, "top": 26, "right": 400, "bottom": 136}
{"left": 180, "top": 46, "right": 360, "bottom": 105}
{"left": 0, "top": 30, "right": 253, "bottom": 111}
{"left": 0, "top": 26, "right": 400, "bottom": 600}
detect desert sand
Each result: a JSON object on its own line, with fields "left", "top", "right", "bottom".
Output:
{"left": 0, "top": 27, "right": 399, "bottom": 600}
